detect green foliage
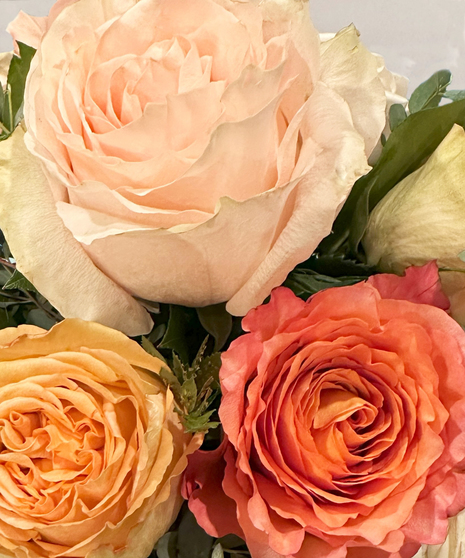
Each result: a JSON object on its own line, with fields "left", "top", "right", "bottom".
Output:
{"left": 389, "top": 103, "right": 407, "bottom": 131}
{"left": 284, "top": 269, "right": 368, "bottom": 299}
{"left": 142, "top": 336, "right": 221, "bottom": 433}
{"left": 408, "top": 70, "right": 451, "bottom": 113}
{"left": 0, "top": 237, "right": 61, "bottom": 329}
{"left": 155, "top": 507, "right": 250, "bottom": 558}
{"left": 3, "top": 269, "right": 38, "bottom": 292}
{"left": 444, "top": 90, "right": 465, "bottom": 102}
{"left": 319, "top": 96, "right": 465, "bottom": 260}
{"left": 158, "top": 305, "right": 207, "bottom": 364}
{"left": 0, "top": 43, "right": 35, "bottom": 140}
{"left": 196, "top": 303, "right": 232, "bottom": 352}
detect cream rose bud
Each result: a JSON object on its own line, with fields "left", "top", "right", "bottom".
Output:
{"left": 363, "top": 124, "right": 465, "bottom": 325}
{"left": 1, "top": 0, "right": 393, "bottom": 336}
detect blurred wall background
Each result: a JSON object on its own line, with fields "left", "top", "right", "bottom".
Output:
{"left": 0, "top": 0, "right": 464, "bottom": 91}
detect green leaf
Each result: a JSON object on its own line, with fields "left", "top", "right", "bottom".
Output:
{"left": 177, "top": 508, "right": 213, "bottom": 558}
{"left": 141, "top": 336, "right": 167, "bottom": 364}
{"left": 183, "top": 411, "right": 219, "bottom": 434}
{"left": 389, "top": 103, "right": 407, "bottom": 131}
{"left": 445, "top": 90, "right": 465, "bottom": 102}
{"left": 458, "top": 250, "right": 465, "bottom": 263}
{"left": 7, "top": 43, "right": 36, "bottom": 126}
{"left": 196, "top": 303, "right": 232, "bottom": 352}
{"left": 26, "top": 308, "right": 56, "bottom": 330}
{"left": 409, "top": 69, "right": 452, "bottom": 113}
{"left": 319, "top": 98, "right": 465, "bottom": 258}
{"left": 159, "top": 306, "right": 205, "bottom": 364}
{"left": 3, "top": 269, "right": 37, "bottom": 292}
{"left": 211, "top": 544, "right": 224, "bottom": 558}
{"left": 156, "top": 532, "right": 178, "bottom": 558}
{"left": 284, "top": 269, "right": 367, "bottom": 299}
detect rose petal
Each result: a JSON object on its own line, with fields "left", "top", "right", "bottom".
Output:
{"left": 0, "top": 128, "right": 152, "bottom": 336}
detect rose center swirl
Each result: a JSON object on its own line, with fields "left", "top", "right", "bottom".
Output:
{"left": 0, "top": 375, "right": 138, "bottom": 521}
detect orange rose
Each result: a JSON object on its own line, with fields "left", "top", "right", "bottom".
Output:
{"left": 0, "top": 319, "right": 201, "bottom": 558}
{"left": 184, "top": 264, "right": 465, "bottom": 558}
{"left": 0, "top": 0, "right": 394, "bottom": 335}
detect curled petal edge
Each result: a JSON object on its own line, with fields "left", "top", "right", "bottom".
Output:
{"left": 0, "top": 127, "right": 153, "bottom": 336}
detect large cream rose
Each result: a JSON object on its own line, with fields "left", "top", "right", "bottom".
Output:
{"left": 1, "top": 0, "right": 392, "bottom": 335}
{"left": 0, "top": 319, "right": 201, "bottom": 558}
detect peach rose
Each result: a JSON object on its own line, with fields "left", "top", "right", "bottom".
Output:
{"left": 0, "top": 0, "right": 392, "bottom": 335}
{"left": 184, "top": 263, "right": 465, "bottom": 558}
{"left": 0, "top": 319, "right": 201, "bottom": 558}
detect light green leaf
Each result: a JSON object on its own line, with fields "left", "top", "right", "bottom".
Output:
{"left": 3, "top": 269, "right": 37, "bottom": 292}
{"left": 389, "top": 103, "right": 407, "bottom": 131}
{"left": 409, "top": 69, "right": 452, "bottom": 113}
{"left": 319, "top": 98, "right": 465, "bottom": 257}
{"left": 445, "top": 90, "right": 465, "bottom": 102}
{"left": 141, "top": 336, "right": 167, "bottom": 363}
{"left": 211, "top": 544, "right": 224, "bottom": 558}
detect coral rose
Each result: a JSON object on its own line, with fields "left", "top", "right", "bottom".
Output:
{"left": 184, "top": 263, "right": 465, "bottom": 558}
{"left": 0, "top": 319, "right": 201, "bottom": 558}
{"left": 0, "top": 0, "right": 393, "bottom": 335}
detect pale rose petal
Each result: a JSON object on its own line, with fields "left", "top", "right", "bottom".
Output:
{"left": 0, "top": 128, "right": 152, "bottom": 336}
{"left": 57, "top": 181, "right": 298, "bottom": 306}
{"left": 226, "top": 82, "right": 369, "bottom": 316}
{"left": 67, "top": 181, "right": 212, "bottom": 229}
{"left": 319, "top": 25, "right": 387, "bottom": 157}
{"left": 0, "top": 53, "right": 12, "bottom": 85}
{"left": 6, "top": 11, "right": 47, "bottom": 51}
{"left": 413, "top": 511, "right": 465, "bottom": 558}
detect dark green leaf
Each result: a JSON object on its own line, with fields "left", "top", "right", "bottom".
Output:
{"left": 389, "top": 103, "right": 407, "bottom": 131}
{"left": 196, "top": 304, "right": 232, "bottom": 352}
{"left": 177, "top": 508, "right": 213, "bottom": 558}
{"left": 0, "top": 267, "right": 11, "bottom": 286}
{"left": 284, "top": 269, "right": 366, "bottom": 299}
{"left": 159, "top": 306, "right": 206, "bottom": 364}
{"left": 211, "top": 544, "right": 224, "bottom": 558}
{"left": 3, "top": 269, "right": 37, "bottom": 292}
{"left": 297, "top": 254, "right": 376, "bottom": 277}
{"left": 148, "top": 323, "right": 166, "bottom": 345}
{"left": 409, "top": 69, "right": 451, "bottom": 113}
{"left": 445, "top": 90, "right": 465, "bottom": 102}
{"left": 216, "top": 536, "right": 246, "bottom": 550}
{"left": 196, "top": 352, "right": 221, "bottom": 390}
{"left": 0, "top": 308, "right": 16, "bottom": 329}
{"left": 141, "top": 336, "right": 167, "bottom": 363}
{"left": 7, "top": 43, "right": 36, "bottom": 126}
{"left": 156, "top": 532, "right": 178, "bottom": 558}
{"left": 319, "top": 98, "right": 465, "bottom": 257}
{"left": 26, "top": 308, "right": 56, "bottom": 330}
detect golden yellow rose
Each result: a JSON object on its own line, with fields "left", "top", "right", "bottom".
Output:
{"left": 0, "top": 319, "right": 201, "bottom": 558}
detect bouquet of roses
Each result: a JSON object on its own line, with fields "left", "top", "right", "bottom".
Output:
{"left": 0, "top": 0, "right": 465, "bottom": 557}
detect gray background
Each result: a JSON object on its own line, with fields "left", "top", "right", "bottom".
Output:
{"left": 0, "top": 0, "right": 464, "bottom": 91}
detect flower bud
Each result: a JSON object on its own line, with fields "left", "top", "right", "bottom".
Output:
{"left": 363, "top": 123, "right": 465, "bottom": 324}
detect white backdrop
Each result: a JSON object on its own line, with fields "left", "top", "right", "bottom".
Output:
{"left": 0, "top": 0, "right": 464, "bottom": 90}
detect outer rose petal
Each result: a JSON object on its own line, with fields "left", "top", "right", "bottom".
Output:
{"left": 0, "top": 52, "right": 11, "bottom": 84}
{"left": 368, "top": 262, "right": 450, "bottom": 311}
{"left": 0, "top": 128, "right": 152, "bottom": 336}
{"left": 226, "top": 82, "right": 369, "bottom": 315}
{"left": 0, "top": 320, "right": 202, "bottom": 558}
{"left": 319, "top": 25, "right": 387, "bottom": 157}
